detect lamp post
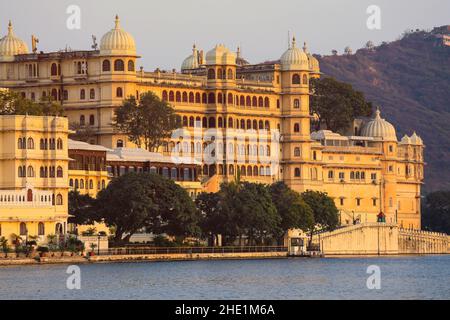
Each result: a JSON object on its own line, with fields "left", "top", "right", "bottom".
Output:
{"left": 97, "top": 234, "right": 101, "bottom": 256}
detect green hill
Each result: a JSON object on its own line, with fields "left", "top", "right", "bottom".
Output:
{"left": 317, "top": 26, "right": 450, "bottom": 192}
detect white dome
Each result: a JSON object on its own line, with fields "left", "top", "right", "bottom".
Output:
{"left": 361, "top": 108, "right": 397, "bottom": 141}
{"left": 0, "top": 21, "right": 29, "bottom": 61}
{"left": 280, "top": 37, "right": 309, "bottom": 71}
{"left": 410, "top": 132, "right": 423, "bottom": 145}
{"left": 181, "top": 44, "right": 199, "bottom": 71}
{"left": 100, "top": 15, "right": 136, "bottom": 56}
{"left": 303, "top": 42, "right": 320, "bottom": 73}
{"left": 205, "top": 44, "right": 236, "bottom": 65}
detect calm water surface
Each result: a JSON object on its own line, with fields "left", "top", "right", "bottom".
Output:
{"left": 0, "top": 255, "right": 449, "bottom": 299}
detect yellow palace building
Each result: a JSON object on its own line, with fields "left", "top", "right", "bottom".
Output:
{"left": 0, "top": 16, "right": 424, "bottom": 236}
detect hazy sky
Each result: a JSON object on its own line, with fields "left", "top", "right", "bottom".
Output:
{"left": 0, "top": 0, "right": 448, "bottom": 70}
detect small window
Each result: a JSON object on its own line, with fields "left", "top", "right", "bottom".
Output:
{"left": 373, "top": 198, "right": 377, "bottom": 206}
{"left": 90, "top": 89, "right": 95, "bottom": 100}
{"left": 89, "top": 115, "right": 95, "bottom": 126}
{"left": 294, "top": 168, "right": 301, "bottom": 177}
{"left": 80, "top": 89, "right": 85, "bottom": 100}
{"left": 294, "top": 147, "right": 301, "bottom": 157}
{"left": 38, "top": 222, "right": 45, "bottom": 236}
{"left": 128, "top": 60, "right": 135, "bottom": 71}
{"left": 116, "top": 87, "right": 123, "bottom": 97}
{"left": 116, "top": 140, "right": 124, "bottom": 148}
{"left": 102, "top": 60, "right": 111, "bottom": 72}
{"left": 294, "top": 123, "right": 300, "bottom": 132}
{"left": 328, "top": 170, "right": 334, "bottom": 179}
{"left": 356, "top": 198, "right": 361, "bottom": 206}
{"left": 293, "top": 99, "right": 300, "bottom": 109}
{"left": 340, "top": 198, "right": 344, "bottom": 206}
{"left": 292, "top": 74, "right": 300, "bottom": 84}
{"left": 80, "top": 115, "right": 85, "bottom": 126}
{"left": 114, "top": 59, "right": 125, "bottom": 71}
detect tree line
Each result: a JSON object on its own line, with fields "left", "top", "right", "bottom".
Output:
{"left": 69, "top": 172, "right": 339, "bottom": 246}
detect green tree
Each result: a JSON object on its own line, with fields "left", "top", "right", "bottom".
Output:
{"left": 301, "top": 190, "right": 339, "bottom": 244}
{"left": 269, "top": 182, "right": 314, "bottom": 243}
{"left": 96, "top": 172, "right": 200, "bottom": 243}
{"left": 68, "top": 190, "right": 98, "bottom": 225}
{"left": 114, "top": 92, "right": 180, "bottom": 151}
{"left": 196, "top": 192, "right": 223, "bottom": 245}
{"left": 69, "top": 122, "right": 97, "bottom": 142}
{"left": 0, "top": 90, "right": 63, "bottom": 116}
{"left": 422, "top": 191, "right": 450, "bottom": 234}
{"left": 310, "top": 77, "right": 372, "bottom": 133}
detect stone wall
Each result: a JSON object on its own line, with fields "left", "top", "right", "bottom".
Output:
{"left": 314, "top": 223, "right": 399, "bottom": 256}
{"left": 398, "top": 229, "right": 448, "bottom": 254}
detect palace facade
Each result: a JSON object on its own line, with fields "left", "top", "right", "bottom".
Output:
{"left": 0, "top": 16, "right": 424, "bottom": 233}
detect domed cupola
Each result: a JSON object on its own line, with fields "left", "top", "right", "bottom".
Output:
{"left": 400, "top": 134, "right": 412, "bottom": 145}
{"left": 302, "top": 42, "right": 320, "bottom": 73}
{"left": 410, "top": 132, "right": 423, "bottom": 145}
{"left": 280, "top": 37, "right": 309, "bottom": 71}
{"left": 181, "top": 44, "right": 200, "bottom": 71}
{"left": 100, "top": 15, "right": 136, "bottom": 56}
{"left": 0, "top": 21, "right": 29, "bottom": 62}
{"left": 361, "top": 108, "right": 397, "bottom": 141}
{"left": 205, "top": 44, "right": 236, "bottom": 65}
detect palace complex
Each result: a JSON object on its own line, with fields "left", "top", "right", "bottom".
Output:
{"left": 0, "top": 16, "right": 424, "bottom": 242}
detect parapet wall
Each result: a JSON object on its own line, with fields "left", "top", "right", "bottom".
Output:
{"left": 314, "top": 223, "right": 448, "bottom": 256}
{"left": 398, "top": 229, "right": 448, "bottom": 254}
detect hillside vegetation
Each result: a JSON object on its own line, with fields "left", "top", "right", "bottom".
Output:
{"left": 317, "top": 27, "right": 450, "bottom": 192}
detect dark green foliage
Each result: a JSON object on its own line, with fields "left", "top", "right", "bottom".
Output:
{"left": 318, "top": 29, "right": 450, "bottom": 190}
{"left": 68, "top": 191, "right": 98, "bottom": 225}
{"left": 422, "top": 191, "right": 450, "bottom": 234}
{"left": 114, "top": 92, "right": 180, "bottom": 151}
{"left": 310, "top": 77, "right": 372, "bottom": 133}
{"left": 0, "top": 91, "right": 64, "bottom": 116}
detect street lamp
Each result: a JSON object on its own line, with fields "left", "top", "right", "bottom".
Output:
{"left": 97, "top": 234, "right": 101, "bottom": 256}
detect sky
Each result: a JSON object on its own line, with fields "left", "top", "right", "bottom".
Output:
{"left": 0, "top": 0, "right": 448, "bottom": 70}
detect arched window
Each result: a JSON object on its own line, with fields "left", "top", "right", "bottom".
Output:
{"left": 128, "top": 60, "right": 135, "bottom": 71}
{"left": 51, "top": 89, "right": 58, "bottom": 101}
{"left": 189, "top": 92, "right": 194, "bottom": 103}
{"left": 116, "top": 87, "right": 123, "bottom": 97}
{"left": 38, "top": 222, "right": 45, "bottom": 236}
{"left": 292, "top": 74, "right": 301, "bottom": 84}
{"left": 80, "top": 89, "right": 85, "bottom": 100}
{"left": 209, "top": 117, "right": 216, "bottom": 128}
{"left": 207, "top": 68, "right": 215, "bottom": 79}
{"left": 246, "top": 96, "right": 251, "bottom": 106}
{"left": 18, "top": 166, "right": 23, "bottom": 178}
{"left": 218, "top": 93, "right": 223, "bottom": 104}
{"left": 264, "top": 97, "right": 270, "bottom": 108}
{"left": 202, "top": 117, "right": 208, "bottom": 128}
{"left": 80, "top": 115, "right": 85, "bottom": 126}
{"left": 189, "top": 116, "right": 194, "bottom": 127}
{"left": 294, "top": 99, "right": 300, "bottom": 109}
{"left": 55, "top": 223, "right": 63, "bottom": 234}
{"left": 18, "top": 138, "right": 24, "bottom": 149}
{"left": 20, "top": 222, "right": 27, "bottom": 236}
{"left": 27, "top": 166, "right": 34, "bottom": 177}
{"left": 228, "top": 117, "right": 234, "bottom": 128}
{"left": 182, "top": 116, "right": 188, "bottom": 127}
{"left": 294, "top": 147, "right": 301, "bottom": 157}
{"left": 116, "top": 140, "right": 124, "bottom": 148}
{"left": 182, "top": 92, "right": 188, "bottom": 103}
{"left": 294, "top": 123, "right": 300, "bottom": 132}
{"left": 217, "top": 68, "right": 223, "bottom": 79}
{"left": 57, "top": 138, "right": 63, "bottom": 150}
{"left": 202, "top": 93, "right": 207, "bottom": 103}
{"left": 176, "top": 91, "right": 181, "bottom": 102}
{"left": 90, "top": 89, "right": 95, "bottom": 99}
{"left": 57, "top": 166, "right": 63, "bottom": 178}
{"left": 240, "top": 96, "right": 245, "bottom": 106}
{"left": 114, "top": 59, "right": 125, "bottom": 71}
{"left": 227, "top": 93, "right": 233, "bottom": 105}
{"left": 258, "top": 97, "right": 264, "bottom": 107}
{"left": 195, "top": 92, "right": 201, "bottom": 103}
{"left": 51, "top": 63, "right": 58, "bottom": 76}
{"left": 89, "top": 115, "right": 95, "bottom": 126}
{"left": 27, "top": 137, "right": 34, "bottom": 149}
{"left": 252, "top": 96, "right": 257, "bottom": 107}
{"left": 302, "top": 74, "right": 308, "bottom": 84}
{"left": 102, "top": 60, "right": 111, "bottom": 72}
{"left": 162, "top": 90, "right": 168, "bottom": 101}
{"left": 227, "top": 68, "right": 233, "bottom": 79}
{"left": 294, "top": 168, "right": 301, "bottom": 177}
{"left": 208, "top": 93, "right": 215, "bottom": 104}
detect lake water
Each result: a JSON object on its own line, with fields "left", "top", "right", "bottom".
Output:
{"left": 0, "top": 255, "right": 449, "bottom": 300}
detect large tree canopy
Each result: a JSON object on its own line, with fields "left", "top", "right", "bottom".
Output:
{"left": 301, "top": 190, "right": 339, "bottom": 244}
{"left": 422, "top": 191, "right": 450, "bottom": 234}
{"left": 114, "top": 92, "right": 180, "bottom": 151}
{"left": 68, "top": 191, "right": 98, "bottom": 225}
{"left": 95, "top": 172, "right": 200, "bottom": 243}
{"left": 310, "top": 77, "right": 372, "bottom": 133}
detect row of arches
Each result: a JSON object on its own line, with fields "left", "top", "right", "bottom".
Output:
{"left": 169, "top": 140, "right": 272, "bottom": 158}
{"left": 16, "top": 222, "right": 63, "bottom": 236}
{"left": 79, "top": 115, "right": 95, "bottom": 126}
{"left": 207, "top": 68, "right": 234, "bottom": 80}
{"left": 19, "top": 166, "right": 64, "bottom": 178}
{"left": 202, "top": 164, "right": 273, "bottom": 177}
{"left": 102, "top": 59, "right": 135, "bottom": 72}
{"left": 179, "top": 115, "right": 272, "bottom": 131}
{"left": 18, "top": 138, "right": 63, "bottom": 151}
{"left": 69, "top": 178, "right": 106, "bottom": 190}
{"left": 292, "top": 73, "right": 308, "bottom": 85}
{"left": 162, "top": 90, "right": 272, "bottom": 108}
{"left": 0, "top": 192, "right": 63, "bottom": 206}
